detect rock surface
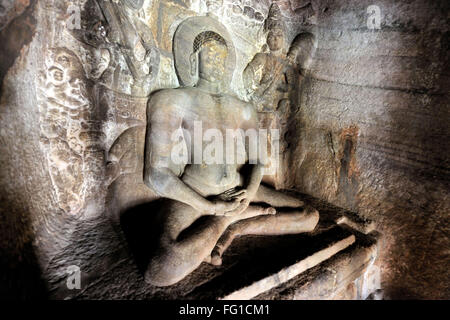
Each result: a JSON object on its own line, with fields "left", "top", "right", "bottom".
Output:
{"left": 0, "top": 0, "right": 448, "bottom": 299}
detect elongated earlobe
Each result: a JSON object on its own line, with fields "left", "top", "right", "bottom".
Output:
{"left": 190, "top": 53, "right": 197, "bottom": 77}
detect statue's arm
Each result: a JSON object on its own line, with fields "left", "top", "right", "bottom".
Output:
{"left": 224, "top": 162, "right": 263, "bottom": 214}
{"left": 246, "top": 164, "right": 264, "bottom": 199}
{"left": 245, "top": 106, "right": 264, "bottom": 200}
{"left": 145, "top": 164, "right": 214, "bottom": 214}
{"left": 243, "top": 53, "right": 266, "bottom": 97}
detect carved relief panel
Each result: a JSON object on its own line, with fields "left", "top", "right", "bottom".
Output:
{"left": 37, "top": 0, "right": 160, "bottom": 217}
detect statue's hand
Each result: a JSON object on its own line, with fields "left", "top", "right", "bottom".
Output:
{"left": 217, "top": 189, "right": 247, "bottom": 202}
{"left": 221, "top": 198, "right": 251, "bottom": 217}
{"left": 208, "top": 189, "right": 255, "bottom": 216}
{"left": 210, "top": 198, "right": 241, "bottom": 216}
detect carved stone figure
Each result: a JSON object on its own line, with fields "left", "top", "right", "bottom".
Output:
{"left": 95, "top": 0, "right": 159, "bottom": 97}
{"left": 143, "top": 16, "right": 319, "bottom": 287}
{"left": 275, "top": 0, "right": 318, "bottom": 22}
{"left": 70, "top": 0, "right": 160, "bottom": 97}
{"left": 243, "top": 3, "right": 316, "bottom": 187}
{"left": 62, "top": 0, "right": 161, "bottom": 219}
{"left": 37, "top": 0, "right": 162, "bottom": 217}
{"left": 38, "top": 47, "right": 106, "bottom": 215}
{"left": 206, "top": 0, "right": 224, "bottom": 18}
{"left": 243, "top": 3, "right": 316, "bottom": 112}
{"left": 243, "top": 3, "right": 290, "bottom": 112}
{"left": 243, "top": 3, "right": 315, "bottom": 111}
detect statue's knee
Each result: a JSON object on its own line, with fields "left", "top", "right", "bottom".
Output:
{"left": 145, "top": 248, "right": 182, "bottom": 287}
{"left": 145, "top": 257, "right": 170, "bottom": 287}
{"left": 306, "top": 207, "right": 320, "bottom": 229}
{"left": 292, "top": 206, "right": 319, "bottom": 231}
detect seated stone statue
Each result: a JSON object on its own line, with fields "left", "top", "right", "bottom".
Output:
{"left": 143, "top": 30, "right": 319, "bottom": 287}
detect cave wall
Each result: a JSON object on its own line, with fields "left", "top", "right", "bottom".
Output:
{"left": 287, "top": 0, "right": 449, "bottom": 299}
{"left": 0, "top": 0, "right": 448, "bottom": 299}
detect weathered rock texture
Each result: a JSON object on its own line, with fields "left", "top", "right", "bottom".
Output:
{"left": 0, "top": 0, "right": 448, "bottom": 299}
{"left": 283, "top": 0, "right": 449, "bottom": 299}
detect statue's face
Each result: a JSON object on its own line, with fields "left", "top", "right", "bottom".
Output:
{"left": 198, "top": 41, "right": 228, "bottom": 82}
{"left": 206, "top": 0, "right": 223, "bottom": 12}
{"left": 267, "top": 29, "right": 285, "bottom": 51}
{"left": 91, "top": 49, "right": 110, "bottom": 79}
{"left": 47, "top": 50, "right": 89, "bottom": 107}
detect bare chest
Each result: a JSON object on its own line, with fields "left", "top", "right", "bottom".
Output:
{"left": 181, "top": 95, "right": 256, "bottom": 133}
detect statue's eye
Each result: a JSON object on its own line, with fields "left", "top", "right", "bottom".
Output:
{"left": 49, "top": 67, "right": 64, "bottom": 82}
{"left": 57, "top": 55, "right": 69, "bottom": 65}
{"left": 54, "top": 71, "right": 63, "bottom": 80}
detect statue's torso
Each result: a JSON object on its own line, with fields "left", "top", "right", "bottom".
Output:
{"left": 161, "top": 87, "right": 258, "bottom": 196}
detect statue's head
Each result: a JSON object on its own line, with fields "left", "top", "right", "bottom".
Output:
{"left": 45, "top": 48, "right": 89, "bottom": 107}
{"left": 266, "top": 27, "right": 285, "bottom": 52}
{"left": 206, "top": 0, "right": 223, "bottom": 14}
{"left": 190, "top": 31, "right": 228, "bottom": 83}
{"left": 47, "top": 48, "right": 84, "bottom": 85}
{"left": 174, "top": 16, "right": 236, "bottom": 88}
{"left": 206, "top": 0, "right": 223, "bottom": 13}
{"left": 264, "top": 3, "right": 286, "bottom": 52}
{"left": 287, "top": 32, "right": 317, "bottom": 70}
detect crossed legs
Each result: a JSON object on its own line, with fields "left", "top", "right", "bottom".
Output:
{"left": 209, "top": 185, "right": 319, "bottom": 265}
{"left": 145, "top": 185, "right": 319, "bottom": 286}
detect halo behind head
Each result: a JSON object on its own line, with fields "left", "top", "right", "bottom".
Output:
{"left": 173, "top": 16, "right": 236, "bottom": 87}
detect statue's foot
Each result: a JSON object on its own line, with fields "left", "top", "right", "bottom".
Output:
{"left": 203, "top": 249, "right": 223, "bottom": 266}
{"left": 264, "top": 207, "right": 277, "bottom": 215}
{"left": 235, "top": 205, "right": 276, "bottom": 221}
{"left": 206, "top": 207, "right": 276, "bottom": 267}
{"left": 203, "top": 251, "right": 222, "bottom": 266}
{"left": 208, "top": 225, "right": 239, "bottom": 267}
{"left": 210, "top": 249, "right": 223, "bottom": 266}
{"left": 203, "top": 254, "right": 212, "bottom": 264}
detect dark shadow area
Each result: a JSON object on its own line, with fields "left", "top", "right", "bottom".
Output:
{"left": 0, "top": 0, "right": 37, "bottom": 95}
{"left": 0, "top": 196, "right": 49, "bottom": 300}
{"left": 0, "top": 0, "right": 48, "bottom": 300}
{"left": 0, "top": 245, "right": 49, "bottom": 300}
{"left": 120, "top": 199, "right": 166, "bottom": 274}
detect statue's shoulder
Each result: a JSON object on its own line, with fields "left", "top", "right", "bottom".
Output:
{"left": 227, "top": 93, "right": 254, "bottom": 108}
{"left": 149, "top": 87, "right": 193, "bottom": 102}
{"left": 251, "top": 52, "right": 268, "bottom": 64}
{"left": 226, "top": 94, "right": 258, "bottom": 121}
{"left": 225, "top": 94, "right": 241, "bottom": 104}
{"left": 148, "top": 88, "right": 193, "bottom": 111}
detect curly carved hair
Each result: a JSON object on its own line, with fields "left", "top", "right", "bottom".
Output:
{"left": 193, "top": 31, "right": 227, "bottom": 54}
